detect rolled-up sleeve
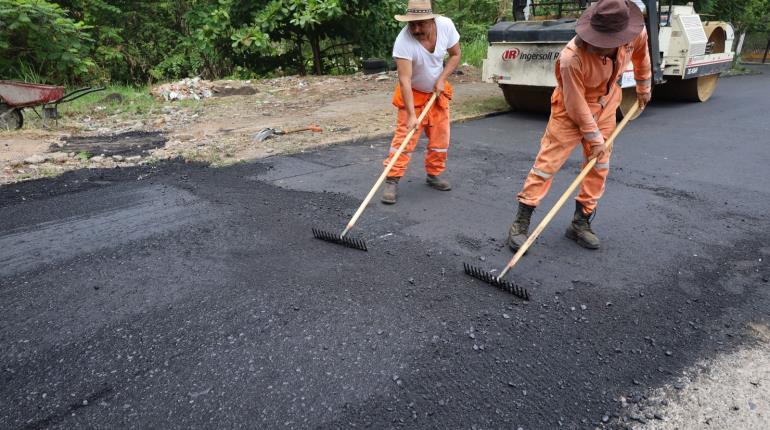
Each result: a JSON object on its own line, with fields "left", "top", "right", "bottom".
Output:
{"left": 561, "top": 58, "right": 602, "bottom": 145}
{"left": 632, "top": 28, "right": 652, "bottom": 95}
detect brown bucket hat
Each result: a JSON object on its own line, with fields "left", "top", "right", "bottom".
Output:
{"left": 576, "top": 0, "right": 645, "bottom": 48}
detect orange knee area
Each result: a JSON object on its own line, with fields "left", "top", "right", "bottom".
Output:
{"left": 518, "top": 114, "right": 616, "bottom": 208}
{"left": 384, "top": 92, "right": 450, "bottom": 178}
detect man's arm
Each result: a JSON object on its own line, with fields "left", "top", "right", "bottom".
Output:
{"left": 434, "top": 42, "right": 461, "bottom": 94}
{"left": 396, "top": 58, "right": 418, "bottom": 131}
{"left": 631, "top": 28, "right": 652, "bottom": 110}
{"left": 561, "top": 57, "right": 609, "bottom": 159}
{"left": 561, "top": 59, "right": 602, "bottom": 144}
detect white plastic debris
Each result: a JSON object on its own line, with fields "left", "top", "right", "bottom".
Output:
{"left": 152, "top": 78, "right": 215, "bottom": 101}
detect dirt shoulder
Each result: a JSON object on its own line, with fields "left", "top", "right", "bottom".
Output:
{"left": 0, "top": 66, "right": 507, "bottom": 184}
{"left": 622, "top": 321, "right": 770, "bottom": 430}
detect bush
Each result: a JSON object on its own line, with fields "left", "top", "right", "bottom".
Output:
{"left": 0, "top": 0, "right": 95, "bottom": 84}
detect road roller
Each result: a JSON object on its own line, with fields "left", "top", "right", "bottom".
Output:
{"left": 482, "top": 0, "right": 735, "bottom": 116}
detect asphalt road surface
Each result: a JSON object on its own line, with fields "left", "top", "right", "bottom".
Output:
{"left": 1, "top": 70, "right": 769, "bottom": 429}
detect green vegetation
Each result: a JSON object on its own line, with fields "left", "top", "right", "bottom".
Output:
{"left": 54, "top": 85, "right": 202, "bottom": 121}
{"left": 76, "top": 151, "right": 93, "bottom": 160}
{"left": 0, "top": 0, "right": 765, "bottom": 86}
{"left": 453, "top": 95, "right": 510, "bottom": 119}
{"left": 1, "top": 0, "right": 507, "bottom": 85}
{"left": 461, "top": 36, "right": 489, "bottom": 67}
{"left": 0, "top": 0, "right": 95, "bottom": 83}
{"left": 700, "top": 0, "right": 770, "bottom": 35}
{"left": 1, "top": 0, "right": 405, "bottom": 85}
{"left": 61, "top": 86, "right": 152, "bottom": 114}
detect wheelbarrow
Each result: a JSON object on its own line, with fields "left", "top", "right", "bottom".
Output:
{"left": 0, "top": 80, "right": 105, "bottom": 130}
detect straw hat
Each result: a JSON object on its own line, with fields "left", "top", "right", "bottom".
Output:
{"left": 576, "top": 0, "right": 645, "bottom": 48}
{"left": 395, "top": 0, "right": 440, "bottom": 22}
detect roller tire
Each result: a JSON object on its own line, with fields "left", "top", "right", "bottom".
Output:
{"left": 656, "top": 75, "right": 719, "bottom": 102}
{"left": 500, "top": 84, "right": 554, "bottom": 113}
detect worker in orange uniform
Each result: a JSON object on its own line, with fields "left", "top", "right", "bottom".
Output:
{"left": 380, "top": 0, "right": 461, "bottom": 204}
{"left": 507, "top": 0, "right": 652, "bottom": 251}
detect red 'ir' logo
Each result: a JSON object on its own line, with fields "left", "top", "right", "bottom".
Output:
{"left": 502, "top": 48, "right": 520, "bottom": 61}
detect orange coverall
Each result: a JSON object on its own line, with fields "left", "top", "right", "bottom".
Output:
{"left": 383, "top": 82, "right": 453, "bottom": 178}
{"left": 517, "top": 29, "right": 652, "bottom": 214}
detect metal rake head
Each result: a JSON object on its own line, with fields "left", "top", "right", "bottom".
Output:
{"left": 312, "top": 228, "right": 368, "bottom": 252}
{"left": 463, "top": 263, "right": 530, "bottom": 301}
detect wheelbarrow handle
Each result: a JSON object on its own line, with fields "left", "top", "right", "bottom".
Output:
{"left": 55, "top": 87, "right": 106, "bottom": 105}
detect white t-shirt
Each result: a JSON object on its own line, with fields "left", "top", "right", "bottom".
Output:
{"left": 392, "top": 16, "right": 461, "bottom": 93}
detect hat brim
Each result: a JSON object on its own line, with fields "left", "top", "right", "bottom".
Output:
{"left": 395, "top": 13, "right": 440, "bottom": 22}
{"left": 576, "top": 1, "right": 645, "bottom": 48}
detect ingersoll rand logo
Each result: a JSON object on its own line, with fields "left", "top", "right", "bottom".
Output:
{"left": 502, "top": 49, "right": 560, "bottom": 62}
{"left": 502, "top": 48, "right": 521, "bottom": 60}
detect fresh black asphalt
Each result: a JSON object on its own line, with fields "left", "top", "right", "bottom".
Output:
{"left": 1, "top": 69, "right": 769, "bottom": 429}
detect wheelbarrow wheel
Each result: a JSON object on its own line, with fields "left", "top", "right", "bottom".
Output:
{"left": 0, "top": 103, "right": 23, "bottom": 131}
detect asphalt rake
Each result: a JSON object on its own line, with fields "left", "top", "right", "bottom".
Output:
{"left": 313, "top": 93, "right": 439, "bottom": 252}
{"left": 464, "top": 102, "right": 641, "bottom": 300}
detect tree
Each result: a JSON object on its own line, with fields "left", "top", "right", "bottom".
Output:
{"left": 52, "top": 1, "right": 191, "bottom": 83}
{"left": 1, "top": 0, "right": 513, "bottom": 84}
{"left": 0, "top": 0, "right": 94, "bottom": 83}
{"left": 708, "top": 0, "right": 770, "bottom": 55}
{"left": 231, "top": 0, "right": 401, "bottom": 76}
{"left": 706, "top": 0, "right": 769, "bottom": 33}
{"left": 434, "top": 0, "right": 500, "bottom": 39}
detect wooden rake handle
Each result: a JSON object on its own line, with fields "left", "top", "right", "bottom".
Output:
{"left": 281, "top": 125, "right": 322, "bottom": 134}
{"left": 498, "top": 102, "right": 640, "bottom": 279}
{"left": 341, "top": 92, "right": 439, "bottom": 237}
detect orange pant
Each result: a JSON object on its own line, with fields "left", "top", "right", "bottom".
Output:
{"left": 517, "top": 88, "right": 619, "bottom": 214}
{"left": 383, "top": 85, "right": 452, "bottom": 178}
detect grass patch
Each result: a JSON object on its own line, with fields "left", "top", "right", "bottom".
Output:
{"left": 453, "top": 95, "right": 510, "bottom": 119}
{"left": 462, "top": 36, "right": 489, "bottom": 68}
{"left": 36, "top": 166, "right": 62, "bottom": 178}
{"left": 722, "top": 63, "right": 763, "bottom": 77}
{"left": 15, "top": 84, "right": 168, "bottom": 130}
{"left": 37, "top": 84, "right": 203, "bottom": 129}
{"left": 76, "top": 151, "right": 94, "bottom": 160}
{"left": 16, "top": 166, "right": 63, "bottom": 182}
{"left": 57, "top": 85, "right": 160, "bottom": 118}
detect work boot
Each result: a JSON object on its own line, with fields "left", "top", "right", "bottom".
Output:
{"left": 565, "top": 202, "right": 600, "bottom": 249}
{"left": 426, "top": 175, "right": 452, "bottom": 191}
{"left": 507, "top": 202, "right": 535, "bottom": 252}
{"left": 381, "top": 177, "right": 399, "bottom": 204}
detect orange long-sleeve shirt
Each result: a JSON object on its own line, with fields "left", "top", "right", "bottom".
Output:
{"left": 554, "top": 28, "right": 651, "bottom": 144}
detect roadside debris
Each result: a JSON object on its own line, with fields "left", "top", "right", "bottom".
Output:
{"left": 152, "top": 78, "right": 261, "bottom": 101}
{"left": 152, "top": 77, "right": 214, "bottom": 101}
{"left": 2, "top": 64, "right": 491, "bottom": 184}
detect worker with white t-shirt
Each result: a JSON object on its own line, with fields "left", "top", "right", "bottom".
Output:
{"left": 380, "top": 0, "right": 461, "bottom": 205}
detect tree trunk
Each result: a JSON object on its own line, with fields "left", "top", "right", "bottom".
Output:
{"left": 728, "top": 30, "right": 747, "bottom": 66}
{"left": 497, "top": 0, "right": 510, "bottom": 22}
{"left": 310, "top": 33, "right": 323, "bottom": 75}
{"left": 295, "top": 37, "right": 307, "bottom": 76}
{"left": 735, "top": 30, "right": 747, "bottom": 56}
